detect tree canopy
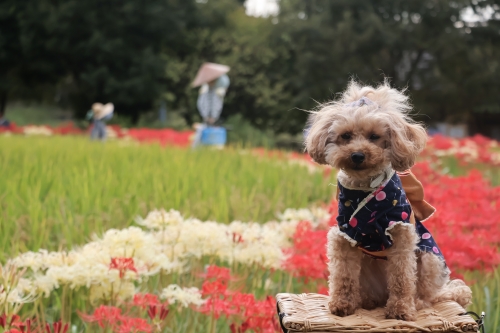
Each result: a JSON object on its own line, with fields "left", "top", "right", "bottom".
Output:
{"left": 2, "top": 0, "right": 499, "bottom": 135}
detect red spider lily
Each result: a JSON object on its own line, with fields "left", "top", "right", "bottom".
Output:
{"left": 14, "top": 319, "right": 36, "bottom": 333}
{"left": 1, "top": 314, "right": 12, "bottom": 327}
{"left": 282, "top": 221, "right": 328, "bottom": 280}
{"left": 0, "top": 314, "right": 23, "bottom": 329}
{"left": 283, "top": 161, "right": 500, "bottom": 281}
{"left": 201, "top": 280, "right": 228, "bottom": 297}
{"left": 2, "top": 123, "right": 194, "bottom": 147}
{"left": 427, "top": 134, "right": 455, "bottom": 150}
{"left": 146, "top": 306, "right": 156, "bottom": 321}
{"left": 159, "top": 307, "right": 169, "bottom": 321}
{"left": 229, "top": 321, "right": 250, "bottom": 333}
{"left": 1, "top": 318, "right": 40, "bottom": 333}
{"left": 425, "top": 134, "right": 500, "bottom": 167}
{"left": 230, "top": 293, "right": 256, "bottom": 315}
{"left": 232, "top": 232, "right": 244, "bottom": 244}
{"left": 127, "top": 128, "right": 194, "bottom": 147}
{"left": 200, "top": 298, "right": 239, "bottom": 319}
{"left": 317, "top": 285, "right": 329, "bottom": 295}
{"left": 201, "top": 266, "right": 231, "bottom": 284}
{"left": 132, "top": 293, "right": 160, "bottom": 309}
{"left": 50, "top": 122, "right": 86, "bottom": 136}
{"left": 80, "top": 305, "right": 122, "bottom": 328}
{"left": 236, "top": 296, "right": 277, "bottom": 333}
{"left": 0, "top": 122, "right": 23, "bottom": 134}
{"left": 147, "top": 304, "right": 169, "bottom": 321}
{"left": 412, "top": 162, "right": 500, "bottom": 274}
{"left": 5, "top": 124, "right": 500, "bottom": 166}
{"left": 114, "top": 316, "right": 152, "bottom": 333}
{"left": 44, "top": 321, "right": 68, "bottom": 333}
{"left": 198, "top": 267, "right": 279, "bottom": 333}
{"left": 109, "top": 258, "right": 138, "bottom": 278}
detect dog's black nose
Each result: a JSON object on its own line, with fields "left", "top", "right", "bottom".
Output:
{"left": 351, "top": 152, "right": 365, "bottom": 164}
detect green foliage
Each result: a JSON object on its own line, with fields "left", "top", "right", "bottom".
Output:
{"left": 2, "top": 0, "right": 201, "bottom": 120}
{"left": 274, "top": 0, "right": 500, "bottom": 125}
{"left": 3, "top": 0, "right": 500, "bottom": 134}
{"left": 3, "top": 103, "right": 71, "bottom": 126}
{"left": 225, "top": 114, "right": 277, "bottom": 148}
{"left": 205, "top": 9, "right": 304, "bottom": 133}
{"left": 133, "top": 109, "right": 190, "bottom": 130}
{"left": 2, "top": 136, "right": 499, "bottom": 332}
{"left": 467, "top": 268, "right": 500, "bottom": 333}
{"left": 0, "top": 0, "right": 57, "bottom": 113}
{"left": 0, "top": 136, "right": 336, "bottom": 260}
{"left": 224, "top": 114, "right": 305, "bottom": 150}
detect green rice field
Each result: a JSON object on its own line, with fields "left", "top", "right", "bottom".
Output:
{"left": 1, "top": 135, "right": 498, "bottom": 332}
{"left": 0, "top": 136, "right": 336, "bottom": 259}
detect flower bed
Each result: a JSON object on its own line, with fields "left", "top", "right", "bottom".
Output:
{"left": 1, "top": 127, "right": 500, "bottom": 332}
{"left": 3, "top": 159, "right": 500, "bottom": 332}
{"left": 0, "top": 122, "right": 194, "bottom": 147}
{"left": 425, "top": 134, "right": 500, "bottom": 166}
{"left": 3, "top": 122, "right": 500, "bottom": 167}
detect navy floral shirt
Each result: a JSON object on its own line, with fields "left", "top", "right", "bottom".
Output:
{"left": 337, "top": 172, "right": 444, "bottom": 260}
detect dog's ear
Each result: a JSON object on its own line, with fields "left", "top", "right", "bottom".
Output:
{"left": 305, "top": 113, "right": 332, "bottom": 165}
{"left": 389, "top": 120, "right": 427, "bottom": 171}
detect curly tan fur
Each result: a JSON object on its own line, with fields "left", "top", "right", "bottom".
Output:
{"left": 310, "top": 80, "right": 472, "bottom": 320}
{"left": 327, "top": 227, "right": 363, "bottom": 316}
{"left": 384, "top": 224, "right": 419, "bottom": 321}
{"left": 305, "top": 80, "right": 427, "bottom": 175}
{"left": 415, "top": 252, "right": 451, "bottom": 310}
{"left": 435, "top": 279, "right": 473, "bottom": 308}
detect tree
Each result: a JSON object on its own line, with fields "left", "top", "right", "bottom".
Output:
{"left": 3, "top": 0, "right": 500, "bottom": 136}
{"left": 160, "top": 0, "right": 307, "bottom": 133}
{"left": 272, "top": 0, "right": 500, "bottom": 127}
{"left": 160, "top": 0, "right": 243, "bottom": 125}
{"left": 196, "top": 8, "right": 300, "bottom": 132}
{"left": 3, "top": 0, "right": 201, "bottom": 122}
{"left": 0, "top": 0, "right": 20, "bottom": 115}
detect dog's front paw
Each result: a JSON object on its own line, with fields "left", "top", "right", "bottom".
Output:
{"left": 385, "top": 299, "right": 417, "bottom": 321}
{"left": 328, "top": 297, "right": 358, "bottom": 317}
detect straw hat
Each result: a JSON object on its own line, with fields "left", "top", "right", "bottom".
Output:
{"left": 191, "top": 63, "right": 230, "bottom": 88}
{"left": 92, "top": 103, "right": 114, "bottom": 120}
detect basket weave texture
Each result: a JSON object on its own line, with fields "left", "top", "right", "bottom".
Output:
{"left": 276, "top": 293, "right": 478, "bottom": 333}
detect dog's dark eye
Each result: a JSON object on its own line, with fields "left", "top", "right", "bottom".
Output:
{"left": 369, "top": 134, "right": 380, "bottom": 141}
{"left": 340, "top": 133, "right": 351, "bottom": 140}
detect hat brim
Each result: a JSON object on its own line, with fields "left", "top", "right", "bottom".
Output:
{"left": 93, "top": 103, "right": 114, "bottom": 119}
{"left": 192, "top": 63, "right": 230, "bottom": 88}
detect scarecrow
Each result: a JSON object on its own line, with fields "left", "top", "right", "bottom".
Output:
{"left": 86, "top": 103, "right": 114, "bottom": 141}
{"left": 191, "top": 63, "right": 230, "bottom": 147}
{"left": 0, "top": 110, "right": 10, "bottom": 128}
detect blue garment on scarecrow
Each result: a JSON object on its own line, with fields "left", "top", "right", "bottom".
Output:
{"left": 337, "top": 172, "right": 444, "bottom": 260}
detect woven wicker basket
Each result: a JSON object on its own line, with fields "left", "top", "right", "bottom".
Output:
{"left": 276, "top": 293, "right": 479, "bottom": 333}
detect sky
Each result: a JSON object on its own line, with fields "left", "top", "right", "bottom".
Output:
{"left": 244, "top": 1, "right": 497, "bottom": 22}
{"left": 245, "top": 0, "right": 278, "bottom": 17}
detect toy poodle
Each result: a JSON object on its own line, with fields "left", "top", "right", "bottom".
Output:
{"left": 305, "top": 80, "right": 472, "bottom": 321}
